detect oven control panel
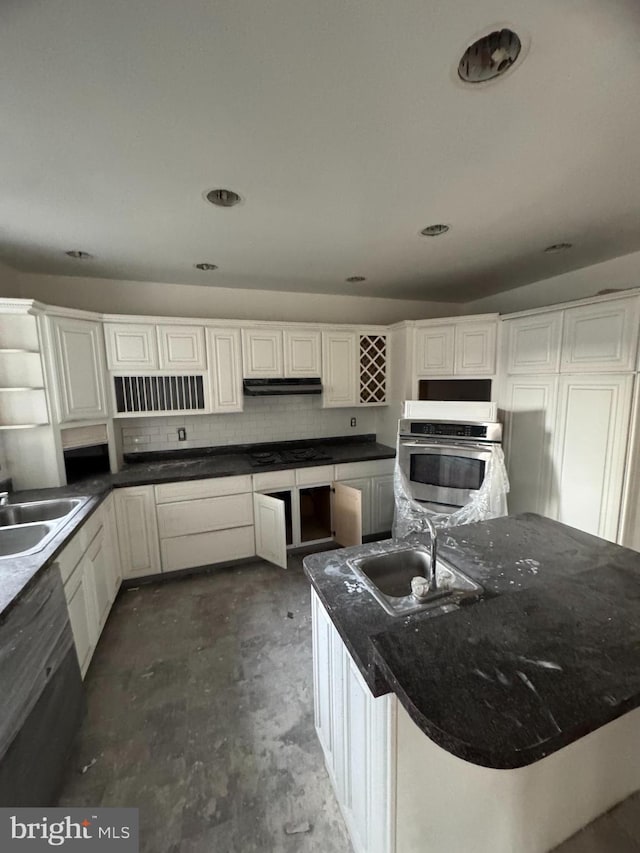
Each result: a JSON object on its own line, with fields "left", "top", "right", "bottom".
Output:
{"left": 399, "top": 419, "right": 503, "bottom": 443}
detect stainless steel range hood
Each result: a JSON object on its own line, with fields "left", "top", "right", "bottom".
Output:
{"left": 243, "top": 378, "right": 322, "bottom": 396}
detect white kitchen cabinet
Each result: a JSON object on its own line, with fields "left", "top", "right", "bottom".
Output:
{"left": 338, "top": 477, "right": 372, "bottom": 536}
{"left": 455, "top": 321, "right": 497, "bottom": 375}
{"left": 372, "top": 474, "right": 395, "bottom": 534}
{"left": 254, "top": 492, "right": 288, "bottom": 569}
{"left": 283, "top": 329, "right": 322, "bottom": 376}
{"left": 502, "top": 376, "right": 558, "bottom": 516}
{"left": 312, "top": 589, "right": 395, "bottom": 853}
{"left": 504, "top": 312, "right": 563, "bottom": 374}
{"left": 561, "top": 297, "right": 640, "bottom": 373}
{"left": 358, "top": 332, "right": 388, "bottom": 405}
{"left": 415, "top": 325, "right": 455, "bottom": 376}
{"left": 157, "top": 492, "right": 253, "bottom": 539}
{"left": 322, "top": 331, "right": 358, "bottom": 407}
{"left": 85, "top": 527, "right": 111, "bottom": 630}
{"left": 207, "top": 327, "right": 243, "bottom": 412}
{"left": 65, "top": 562, "right": 97, "bottom": 678}
{"left": 102, "top": 493, "right": 122, "bottom": 598}
{"left": 242, "top": 328, "right": 284, "bottom": 378}
{"left": 114, "top": 486, "right": 161, "bottom": 578}
{"left": 50, "top": 316, "right": 108, "bottom": 421}
{"left": 104, "top": 323, "right": 159, "bottom": 371}
{"left": 157, "top": 324, "right": 206, "bottom": 371}
{"left": 552, "top": 374, "right": 634, "bottom": 540}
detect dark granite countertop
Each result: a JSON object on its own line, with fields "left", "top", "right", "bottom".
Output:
{"left": 303, "top": 513, "right": 640, "bottom": 769}
{"left": 0, "top": 435, "right": 394, "bottom": 620}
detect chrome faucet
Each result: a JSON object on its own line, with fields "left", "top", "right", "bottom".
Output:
{"left": 0, "top": 492, "right": 8, "bottom": 506}
{"left": 422, "top": 514, "right": 438, "bottom": 591}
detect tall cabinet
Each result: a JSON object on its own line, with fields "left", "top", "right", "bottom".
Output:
{"left": 500, "top": 294, "right": 639, "bottom": 542}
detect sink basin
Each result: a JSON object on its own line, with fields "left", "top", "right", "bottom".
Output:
{"left": 348, "top": 544, "right": 483, "bottom": 617}
{"left": 0, "top": 498, "right": 83, "bottom": 527}
{"left": 0, "top": 523, "right": 55, "bottom": 557}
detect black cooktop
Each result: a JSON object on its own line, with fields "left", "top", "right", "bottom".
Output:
{"left": 248, "top": 447, "right": 332, "bottom": 467}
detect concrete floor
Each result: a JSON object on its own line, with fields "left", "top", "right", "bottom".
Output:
{"left": 57, "top": 553, "right": 352, "bottom": 853}
{"left": 56, "top": 552, "right": 640, "bottom": 853}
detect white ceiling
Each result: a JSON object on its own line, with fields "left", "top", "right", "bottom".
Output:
{"left": 2, "top": 0, "right": 640, "bottom": 302}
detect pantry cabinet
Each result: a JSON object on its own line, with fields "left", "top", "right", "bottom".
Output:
{"left": 207, "top": 327, "right": 243, "bottom": 412}
{"left": 49, "top": 316, "right": 108, "bottom": 421}
{"left": 560, "top": 298, "right": 640, "bottom": 373}
{"left": 114, "top": 486, "right": 161, "bottom": 578}
{"left": 504, "top": 312, "right": 563, "bottom": 374}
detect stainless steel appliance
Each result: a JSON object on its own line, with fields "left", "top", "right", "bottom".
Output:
{"left": 398, "top": 418, "right": 502, "bottom": 510}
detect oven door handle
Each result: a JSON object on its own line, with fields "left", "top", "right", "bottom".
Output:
{"left": 400, "top": 440, "right": 495, "bottom": 453}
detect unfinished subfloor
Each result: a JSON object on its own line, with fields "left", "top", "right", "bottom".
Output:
{"left": 57, "top": 552, "right": 640, "bottom": 853}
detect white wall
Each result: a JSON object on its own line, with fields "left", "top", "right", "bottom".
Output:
{"left": 119, "top": 395, "right": 377, "bottom": 454}
{"left": 14, "top": 270, "right": 460, "bottom": 325}
{"left": 0, "top": 262, "right": 20, "bottom": 298}
{"left": 465, "top": 250, "right": 640, "bottom": 315}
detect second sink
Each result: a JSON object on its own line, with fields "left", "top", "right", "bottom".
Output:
{"left": 0, "top": 498, "right": 83, "bottom": 527}
{"left": 348, "top": 544, "right": 483, "bottom": 617}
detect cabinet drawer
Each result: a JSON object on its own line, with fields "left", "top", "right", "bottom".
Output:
{"left": 334, "top": 458, "right": 394, "bottom": 480}
{"left": 161, "top": 525, "right": 256, "bottom": 572}
{"left": 154, "top": 475, "right": 252, "bottom": 504}
{"left": 78, "top": 505, "right": 104, "bottom": 552}
{"left": 253, "top": 469, "right": 296, "bottom": 491}
{"left": 157, "top": 492, "right": 253, "bottom": 539}
{"left": 295, "top": 465, "right": 335, "bottom": 486}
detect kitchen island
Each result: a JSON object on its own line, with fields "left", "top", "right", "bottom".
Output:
{"left": 303, "top": 514, "right": 640, "bottom": 853}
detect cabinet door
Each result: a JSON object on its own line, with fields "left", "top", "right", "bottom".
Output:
{"left": 415, "top": 325, "right": 455, "bottom": 376}
{"left": 504, "top": 313, "right": 562, "bottom": 374}
{"left": 371, "top": 474, "right": 395, "bottom": 534}
{"left": 332, "top": 482, "right": 362, "bottom": 547}
{"left": 104, "top": 323, "right": 158, "bottom": 371}
{"left": 311, "top": 588, "right": 336, "bottom": 766}
{"left": 114, "top": 486, "right": 161, "bottom": 578}
{"left": 66, "top": 571, "right": 94, "bottom": 677}
{"left": 502, "top": 377, "right": 558, "bottom": 516}
{"left": 207, "top": 327, "right": 243, "bottom": 412}
{"left": 51, "top": 317, "right": 108, "bottom": 421}
{"left": 157, "top": 324, "right": 206, "bottom": 370}
{"left": 561, "top": 298, "right": 640, "bottom": 373}
{"left": 322, "top": 331, "right": 358, "bottom": 407}
{"left": 103, "top": 494, "right": 122, "bottom": 596}
{"left": 283, "top": 329, "right": 321, "bottom": 377}
{"left": 455, "top": 321, "right": 497, "bottom": 376}
{"left": 337, "top": 478, "right": 372, "bottom": 537}
{"left": 253, "top": 492, "right": 288, "bottom": 569}
{"left": 552, "top": 374, "right": 634, "bottom": 540}
{"left": 86, "top": 528, "right": 111, "bottom": 630}
{"left": 359, "top": 333, "right": 387, "bottom": 405}
{"left": 242, "top": 328, "right": 284, "bottom": 378}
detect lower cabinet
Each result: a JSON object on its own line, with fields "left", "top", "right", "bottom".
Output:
{"left": 59, "top": 495, "right": 121, "bottom": 678}
{"left": 114, "top": 485, "right": 161, "bottom": 579}
{"left": 311, "top": 589, "right": 395, "bottom": 853}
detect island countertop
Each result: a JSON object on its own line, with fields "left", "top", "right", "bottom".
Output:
{"left": 303, "top": 513, "right": 640, "bottom": 769}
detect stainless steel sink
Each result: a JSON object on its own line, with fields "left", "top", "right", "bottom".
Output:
{"left": 0, "top": 496, "right": 89, "bottom": 558}
{"left": 347, "top": 544, "right": 483, "bottom": 617}
{"left": 0, "top": 498, "right": 83, "bottom": 527}
{"left": 0, "top": 523, "right": 55, "bottom": 557}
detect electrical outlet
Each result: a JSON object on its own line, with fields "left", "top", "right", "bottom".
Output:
{"left": 350, "top": 417, "right": 357, "bottom": 428}
{"left": 177, "top": 428, "right": 187, "bottom": 441}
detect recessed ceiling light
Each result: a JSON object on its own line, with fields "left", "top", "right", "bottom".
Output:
{"left": 194, "top": 263, "right": 218, "bottom": 271}
{"left": 346, "top": 276, "right": 366, "bottom": 283}
{"left": 65, "top": 250, "right": 93, "bottom": 259}
{"left": 544, "top": 242, "right": 573, "bottom": 253}
{"left": 205, "top": 188, "right": 242, "bottom": 207}
{"left": 420, "top": 224, "right": 450, "bottom": 237}
{"left": 458, "top": 29, "right": 522, "bottom": 83}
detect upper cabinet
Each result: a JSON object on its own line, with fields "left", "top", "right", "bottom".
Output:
{"left": 157, "top": 324, "right": 206, "bottom": 370}
{"left": 241, "top": 328, "right": 284, "bottom": 378}
{"left": 504, "top": 312, "right": 563, "bottom": 374}
{"left": 358, "top": 332, "right": 387, "bottom": 405}
{"left": 50, "top": 316, "right": 108, "bottom": 422}
{"left": 561, "top": 298, "right": 639, "bottom": 373}
{"left": 415, "top": 318, "right": 497, "bottom": 378}
{"left": 104, "top": 323, "right": 159, "bottom": 371}
{"left": 283, "top": 329, "right": 321, "bottom": 377}
{"left": 207, "top": 327, "right": 243, "bottom": 413}
{"left": 322, "top": 331, "right": 358, "bottom": 407}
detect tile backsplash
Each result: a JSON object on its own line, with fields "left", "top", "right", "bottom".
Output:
{"left": 119, "top": 395, "right": 379, "bottom": 454}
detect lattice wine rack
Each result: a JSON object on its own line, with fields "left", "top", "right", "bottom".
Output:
{"left": 359, "top": 334, "right": 387, "bottom": 404}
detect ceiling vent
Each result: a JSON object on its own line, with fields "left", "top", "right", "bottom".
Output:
{"left": 206, "top": 188, "right": 242, "bottom": 207}
{"left": 420, "top": 224, "right": 450, "bottom": 237}
{"left": 458, "top": 29, "right": 522, "bottom": 83}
